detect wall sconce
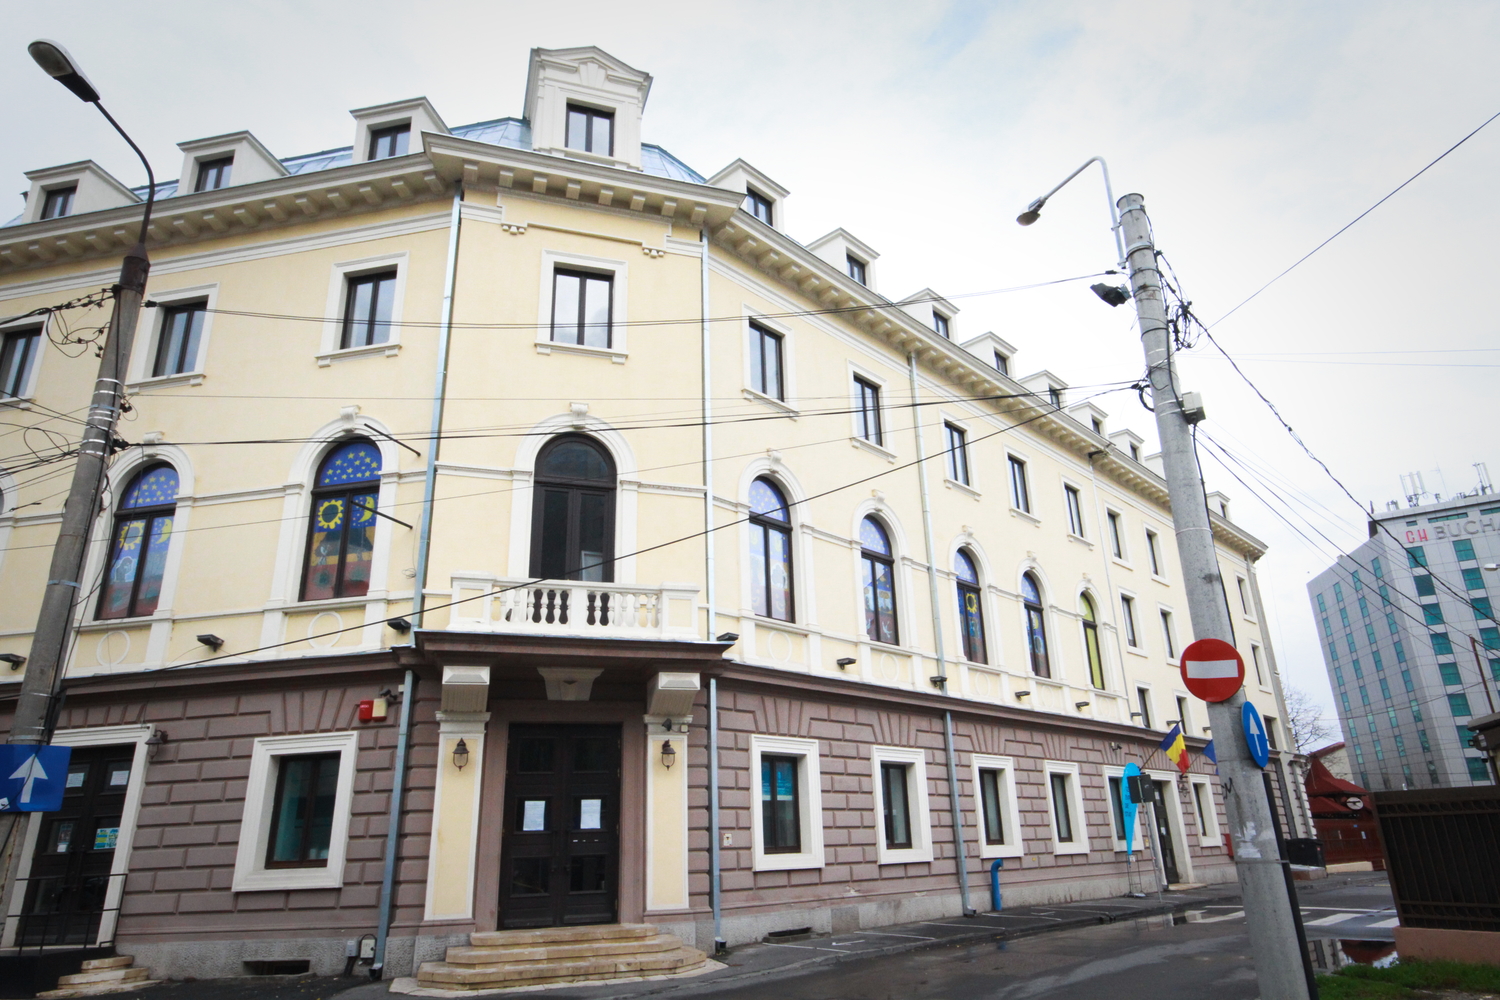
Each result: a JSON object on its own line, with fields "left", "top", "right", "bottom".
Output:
{"left": 0, "top": 652, "right": 25, "bottom": 670}
{"left": 1074, "top": 701, "right": 1091, "bottom": 710}
{"left": 1129, "top": 711, "right": 1143, "bottom": 719}
{"left": 387, "top": 618, "right": 412, "bottom": 634}
{"left": 835, "top": 657, "right": 856, "bottom": 670}
{"left": 1108, "top": 742, "right": 1124, "bottom": 751}
{"left": 716, "top": 632, "right": 739, "bottom": 643}
{"left": 452, "top": 738, "right": 470, "bottom": 770}
{"left": 1014, "top": 690, "right": 1031, "bottom": 699}
{"left": 1202, "top": 727, "right": 1212, "bottom": 735}
{"left": 196, "top": 634, "right": 224, "bottom": 651}
{"left": 930, "top": 675, "right": 947, "bottom": 689}
{"left": 145, "top": 730, "right": 167, "bottom": 758}
{"left": 660, "top": 718, "right": 689, "bottom": 735}
{"left": 660, "top": 740, "right": 677, "bottom": 768}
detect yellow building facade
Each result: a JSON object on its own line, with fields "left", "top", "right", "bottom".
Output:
{"left": 0, "top": 46, "right": 1304, "bottom": 981}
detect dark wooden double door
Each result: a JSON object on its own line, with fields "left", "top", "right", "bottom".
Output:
{"left": 498, "top": 724, "right": 620, "bottom": 928}
{"left": 19, "top": 745, "right": 133, "bottom": 945}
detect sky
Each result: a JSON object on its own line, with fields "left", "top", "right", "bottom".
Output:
{"left": 6, "top": 1, "right": 1499, "bottom": 740}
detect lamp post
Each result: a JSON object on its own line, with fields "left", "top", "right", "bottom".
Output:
{"left": 1016, "top": 165, "right": 1315, "bottom": 1000}
{"left": 0, "top": 41, "right": 157, "bottom": 932}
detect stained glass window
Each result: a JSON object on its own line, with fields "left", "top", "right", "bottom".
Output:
{"left": 749, "top": 478, "right": 793, "bottom": 621}
{"left": 1023, "top": 572, "right": 1050, "bottom": 678}
{"left": 1082, "top": 593, "right": 1105, "bottom": 689}
{"left": 955, "top": 549, "right": 985, "bottom": 663}
{"left": 302, "top": 441, "right": 381, "bottom": 601}
{"left": 98, "top": 464, "right": 178, "bottom": 620}
{"left": 861, "top": 517, "right": 897, "bottom": 645}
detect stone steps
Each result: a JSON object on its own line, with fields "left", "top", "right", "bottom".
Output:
{"left": 418, "top": 924, "right": 707, "bottom": 990}
{"left": 38, "top": 957, "right": 163, "bottom": 998}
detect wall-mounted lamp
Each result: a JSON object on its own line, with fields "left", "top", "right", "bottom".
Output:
{"left": 716, "top": 632, "right": 739, "bottom": 643}
{"left": 145, "top": 729, "right": 167, "bottom": 758}
{"left": 196, "top": 633, "right": 224, "bottom": 651}
{"left": 1075, "top": 701, "right": 1091, "bottom": 710}
{"left": 387, "top": 618, "right": 412, "bottom": 634}
{"left": 452, "top": 738, "right": 470, "bottom": 771}
{"left": 0, "top": 652, "right": 25, "bottom": 670}
{"left": 1129, "top": 711, "right": 1143, "bottom": 719}
{"left": 930, "top": 675, "right": 947, "bottom": 689}
{"left": 660, "top": 740, "right": 677, "bottom": 768}
{"left": 1108, "top": 742, "right": 1124, "bottom": 751}
{"left": 835, "top": 657, "right": 857, "bottom": 670}
{"left": 1014, "top": 690, "right": 1031, "bottom": 699}
{"left": 1202, "top": 727, "right": 1212, "bottom": 735}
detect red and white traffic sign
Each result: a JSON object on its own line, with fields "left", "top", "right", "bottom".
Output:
{"left": 1179, "top": 637, "right": 1245, "bottom": 702}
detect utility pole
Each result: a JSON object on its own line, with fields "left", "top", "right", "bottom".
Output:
{"left": 0, "top": 38, "right": 155, "bottom": 939}
{"left": 1120, "top": 191, "right": 1314, "bottom": 1000}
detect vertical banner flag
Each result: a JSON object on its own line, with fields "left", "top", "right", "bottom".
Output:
{"left": 1121, "top": 762, "right": 1142, "bottom": 855}
{"left": 1203, "top": 740, "right": 1217, "bottom": 764}
{"left": 1160, "top": 723, "right": 1191, "bottom": 774}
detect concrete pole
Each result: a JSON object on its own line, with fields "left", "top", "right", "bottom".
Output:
{"left": 1119, "top": 192, "right": 1312, "bottom": 1000}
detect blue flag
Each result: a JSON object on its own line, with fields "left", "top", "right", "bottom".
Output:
{"left": 1203, "top": 740, "right": 1216, "bottom": 764}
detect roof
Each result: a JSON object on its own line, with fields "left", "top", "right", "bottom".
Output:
{"left": 1310, "top": 742, "right": 1346, "bottom": 758}
{"left": 9, "top": 116, "right": 704, "bottom": 226}
{"left": 1305, "top": 753, "right": 1366, "bottom": 797}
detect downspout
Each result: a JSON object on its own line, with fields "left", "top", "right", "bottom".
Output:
{"left": 412, "top": 184, "right": 464, "bottom": 626}
{"left": 701, "top": 229, "right": 725, "bottom": 954}
{"left": 371, "top": 668, "right": 418, "bottom": 978}
{"left": 906, "top": 351, "right": 972, "bottom": 916}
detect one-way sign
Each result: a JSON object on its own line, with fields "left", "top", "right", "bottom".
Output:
{"left": 0, "top": 744, "right": 73, "bottom": 812}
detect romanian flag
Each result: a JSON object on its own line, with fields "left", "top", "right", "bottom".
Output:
{"left": 1160, "top": 723, "right": 1191, "bottom": 774}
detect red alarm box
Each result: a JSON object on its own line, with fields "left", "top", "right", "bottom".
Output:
{"left": 357, "top": 697, "right": 389, "bottom": 723}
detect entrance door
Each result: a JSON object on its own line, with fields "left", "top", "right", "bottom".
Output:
{"left": 1152, "top": 780, "right": 1181, "bottom": 885}
{"left": 498, "top": 724, "right": 620, "bottom": 928}
{"left": 17, "top": 745, "right": 134, "bottom": 946}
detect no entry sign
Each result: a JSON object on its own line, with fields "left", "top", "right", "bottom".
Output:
{"left": 1179, "top": 637, "right": 1245, "bottom": 702}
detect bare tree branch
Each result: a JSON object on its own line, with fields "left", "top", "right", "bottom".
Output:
{"left": 1283, "top": 684, "right": 1335, "bottom": 754}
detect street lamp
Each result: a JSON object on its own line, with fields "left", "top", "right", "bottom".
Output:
{"left": 1014, "top": 156, "right": 1126, "bottom": 266}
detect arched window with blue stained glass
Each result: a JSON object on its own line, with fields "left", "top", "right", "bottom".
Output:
{"left": 302, "top": 440, "right": 382, "bottom": 601}
{"left": 955, "top": 548, "right": 986, "bottom": 664}
{"left": 1022, "top": 571, "right": 1050, "bottom": 678}
{"left": 749, "top": 478, "right": 794, "bottom": 621}
{"left": 99, "top": 464, "right": 179, "bottom": 620}
{"left": 860, "top": 516, "right": 898, "bottom": 645}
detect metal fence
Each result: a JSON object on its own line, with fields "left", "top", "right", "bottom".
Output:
{"left": 8, "top": 871, "right": 123, "bottom": 950}
{"left": 1373, "top": 785, "right": 1500, "bottom": 931}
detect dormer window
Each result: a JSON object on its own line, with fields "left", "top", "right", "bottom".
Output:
{"left": 194, "top": 156, "right": 234, "bottom": 192}
{"left": 1048, "top": 387, "right": 1063, "bottom": 408}
{"left": 566, "top": 104, "right": 614, "bottom": 156}
{"left": 745, "top": 188, "right": 773, "bottom": 225}
{"left": 846, "top": 254, "right": 868, "bottom": 285}
{"left": 933, "top": 312, "right": 950, "bottom": 339}
{"left": 1092, "top": 417, "right": 1104, "bottom": 434}
{"left": 41, "top": 185, "right": 76, "bottom": 220}
{"left": 993, "top": 351, "right": 1009, "bottom": 376}
{"left": 368, "top": 124, "right": 410, "bottom": 160}
{"left": 1130, "top": 443, "right": 1141, "bottom": 462}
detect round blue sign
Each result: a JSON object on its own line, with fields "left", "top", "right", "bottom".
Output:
{"left": 1241, "top": 701, "right": 1271, "bottom": 769}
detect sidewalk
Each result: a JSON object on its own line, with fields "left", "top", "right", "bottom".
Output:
{"left": 69, "top": 871, "right": 1390, "bottom": 1000}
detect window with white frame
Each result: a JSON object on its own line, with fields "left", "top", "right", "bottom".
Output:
{"left": 1250, "top": 643, "right": 1266, "bottom": 686}
{"left": 566, "top": 104, "right": 614, "bottom": 156}
{"left": 1107, "top": 510, "right": 1125, "bottom": 559}
{"left": 1044, "top": 762, "right": 1088, "bottom": 855}
{"left": 971, "top": 754, "right": 1023, "bottom": 859}
{"left": 1121, "top": 594, "right": 1140, "bottom": 648}
{"left": 1176, "top": 696, "right": 1191, "bottom": 734}
{"left": 1065, "top": 485, "right": 1085, "bottom": 537}
{"left": 1008, "top": 456, "right": 1030, "bottom": 513}
{"left": 194, "top": 155, "right": 234, "bottom": 192}
{"left": 744, "top": 188, "right": 773, "bottom": 225}
{"left": 748, "top": 321, "right": 784, "bottom": 400}
{"left": 322, "top": 255, "right": 406, "bottom": 361}
{"left": 551, "top": 268, "right": 613, "bottom": 349}
{"left": 1146, "top": 528, "right": 1164, "bottom": 577}
{"left": 41, "top": 185, "right": 76, "bottom": 220}
{"left": 1, "top": 326, "right": 42, "bottom": 399}
{"left": 872, "top": 745, "right": 932, "bottom": 863}
{"left": 1135, "top": 687, "right": 1153, "bottom": 728}
{"left": 993, "top": 350, "right": 1009, "bottom": 376}
{"left": 1190, "top": 776, "right": 1221, "bottom": 845}
{"left": 854, "top": 376, "right": 883, "bottom": 445}
{"left": 944, "top": 422, "right": 970, "bottom": 485}
{"left": 1104, "top": 769, "right": 1130, "bottom": 850}
{"left": 749, "top": 735, "right": 824, "bottom": 871}
{"left": 933, "top": 311, "right": 950, "bottom": 338}
{"left": 368, "top": 123, "right": 410, "bottom": 160}
{"left": 846, "top": 254, "right": 868, "bottom": 285}
{"left": 1237, "top": 576, "right": 1251, "bottom": 615}
{"left": 233, "top": 732, "right": 358, "bottom": 891}
{"left": 1160, "top": 609, "right": 1177, "bottom": 659}
{"left": 152, "top": 301, "right": 208, "bottom": 377}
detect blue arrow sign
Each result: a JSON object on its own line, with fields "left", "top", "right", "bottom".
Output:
{"left": 1241, "top": 702, "right": 1270, "bottom": 769}
{"left": 1121, "top": 762, "right": 1141, "bottom": 855}
{"left": 0, "top": 745, "right": 73, "bottom": 812}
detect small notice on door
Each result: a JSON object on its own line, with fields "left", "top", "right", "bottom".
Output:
{"left": 578, "top": 798, "right": 602, "bottom": 830}
{"left": 521, "top": 800, "right": 547, "bottom": 832}
{"left": 94, "top": 827, "right": 119, "bottom": 850}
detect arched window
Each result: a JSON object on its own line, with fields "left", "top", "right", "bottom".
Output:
{"left": 1022, "top": 571, "right": 1050, "bottom": 678}
{"left": 955, "top": 549, "right": 986, "bottom": 663}
{"left": 749, "top": 478, "right": 793, "bottom": 621}
{"left": 861, "top": 516, "right": 898, "bottom": 645}
{"left": 1081, "top": 593, "right": 1105, "bottom": 689}
{"left": 531, "top": 435, "right": 615, "bottom": 581}
{"left": 99, "top": 465, "right": 178, "bottom": 619}
{"left": 302, "top": 440, "right": 382, "bottom": 601}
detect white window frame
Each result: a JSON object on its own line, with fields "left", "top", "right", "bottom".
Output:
{"left": 1159, "top": 606, "right": 1179, "bottom": 663}
{"left": 319, "top": 252, "right": 408, "bottom": 365}
{"left": 533, "top": 250, "right": 629, "bottom": 362}
{"left": 1043, "top": 761, "right": 1089, "bottom": 855}
{"left": 0, "top": 316, "right": 46, "bottom": 403}
{"left": 1236, "top": 576, "right": 1256, "bottom": 620}
{"left": 1106, "top": 508, "right": 1127, "bottom": 561}
{"left": 742, "top": 310, "right": 796, "bottom": 413}
{"left": 1063, "top": 481, "right": 1086, "bottom": 538}
{"left": 1007, "top": 453, "right": 1032, "bottom": 515}
{"left": 1175, "top": 695, "right": 1193, "bottom": 736}
{"left": 1145, "top": 527, "right": 1166, "bottom": 580}
{"left": 1189, "top": 775, "right": 1221, "bottom": 846}
{"left": 1120, "top": 591, "right": 1143, "bottom": 651}
{"left": 1134, "top": 684, "right": 1155, "bottom": 728}
{"left": 1250, "top": 643, "right": 1267, "bottom": 688}
{"left": 970, "top": 754, "right": 1023, "bottom": 859}
{"left": 749, "top": 735, "right": 825, "bottom": 872}
{"left": 232, "top": 731, "right": 359, "bottom": 892}
{"left": 848, "top": 364, "right": 893, "bottom": 458}
{"left": 1102, "top": 765, "right": 1132, "bottom": 852}
{"left": 871, "top": 745, "right": 932, "bottom": 864}
{"left": 128, "top": 282, "right": 219, "bottom": 388}
{"left": 943, "top": 418, "right": 972, "bottom": 488}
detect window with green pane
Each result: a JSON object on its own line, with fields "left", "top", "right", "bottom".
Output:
{"left": 267, "top": 753, "right": 340, "bottom": 867}
{"left": 1453, "top": 539, "right": 1476, "bottom": 561}
{"left": 760, "top": 755, "right": 800, "bottom": 853}
{"left": 1406, "top": 546, "right": 1427, "bottom": 568}
{"left": 1468, "top": 758, "right": 1491, "bottom": 781}
{"left": 1423, "top": 604, "right": 1444, "bottom": 625}
{"left": 1449, "top": 693, "right": 1473, "bottom": 717}
{"left": 1463, "top": 567, "right": 1486, "bottom": 591}
{"left": 1484, "top": 627, "right": 1500, "bottom": 651}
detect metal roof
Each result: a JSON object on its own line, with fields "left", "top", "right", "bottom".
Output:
{"left": 7, "top": 117, "right": 705, "bottom": 226}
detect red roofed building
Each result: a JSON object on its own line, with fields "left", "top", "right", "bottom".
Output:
{"left": 1306, "top": 743, "right": 1385, "bottom": 868}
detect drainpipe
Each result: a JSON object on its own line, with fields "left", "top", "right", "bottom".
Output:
{"left": 906, "top": 351, "right": 972, "bottom": 916}
{"left": 412, "top": 184, "right": 464, "bottom": 626}
{"left": 701, "top": 231, "right": 726, "bottom": 955}
{"left": 372, "top": 668, "right": 418, "bottom": 979}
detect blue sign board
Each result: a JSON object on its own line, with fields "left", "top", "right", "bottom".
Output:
{"left": 1121, "top": 762, "right": 1141, "bottom": 855}
{"left": 1241, "top": 702, "right": 1271, "bottom": 769}
{"left": 0, "top": 744, "right": 73, "bottom": 812}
